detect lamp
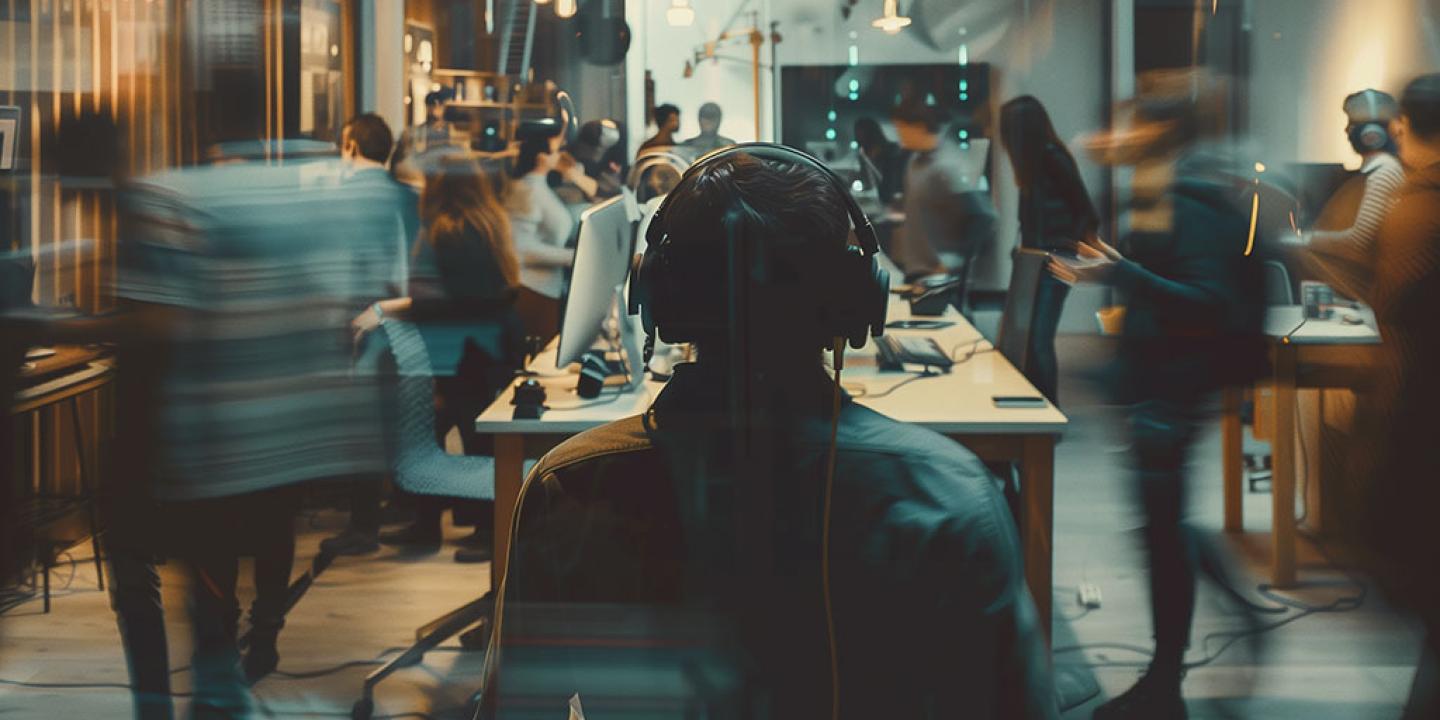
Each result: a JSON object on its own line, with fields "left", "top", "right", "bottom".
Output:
{"left": 533, "top": 0, "right": 549, "bottom": 5}
{"left": 667, "top": 0, "right": 694, "bottom": 27}
{"left": 871, "top": 0, "right": 911, "bottom": 34}
{"left": 554, "top": 0, "right": 575, "bottom": 18}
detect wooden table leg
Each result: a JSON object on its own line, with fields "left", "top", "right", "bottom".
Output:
{"left": 1271, "top": 347, "right": 1298, "bottom": 588}
{"left": 1019, "top": 435, "right": 1055, "bottom": 643}
{"left": 1222, "top": 386, "right": 1244, "bottom": 532}
{"left": 492, "top": 434, "right": 526, "bottom": 589}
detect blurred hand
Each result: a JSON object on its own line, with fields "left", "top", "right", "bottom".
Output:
{"left": 352, "top": 306, "right": 381, "bottom": 344}
{"left": 555, "top": 152, "right": 579, "bottom": 175}
{"left": 1049, "top": 241, "right": 1118, "bottom": 285}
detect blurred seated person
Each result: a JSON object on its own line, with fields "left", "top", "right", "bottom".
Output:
{"left": 557, "top": 119, "right": 624, "bottom": 202}
{"left": 506, "top": 119, "right": 576, "bottom": 340}
{"left": 890, "top": 101, "right": 997, "bottom": 282}
{"left": 346, "top": 156, "right": 524, "bottom": 561}
{"left": 853, "top": 117, "right": 908, "bottom": 206}
{"left": 485, "top": 148, "right": 1057, "bottom": 719}
{"left": 637, "top": 103, "right": 681, "bottom": 156}
{"left": 393, "top": 87, "right": 461, "bottom": 187}
{"left": 1292, "top": 89, "right": 1406, "bottom": 300}
{"left": 680, "top": 102, "right": 737, "bottom": 157}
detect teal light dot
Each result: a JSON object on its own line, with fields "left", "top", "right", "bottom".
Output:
{"left": 959, "top": 92, "right": 969, "bottom": 101}
{"left": 848, "top": 92, "right": 859, "bottom": 101}
{"left": 827, "top": 110, "right": 837, "bottom": 122}
{"left": 848, "top": 79, "right": 860, "bottom": 92}
{"left": 825, "top": 128, "right": 837, "bottom": 140}
{"left": 958, "top": 129, "right": 969, "bottom": 139}
{"left": 959, "top": 80, "right": 969, "bottom": 91}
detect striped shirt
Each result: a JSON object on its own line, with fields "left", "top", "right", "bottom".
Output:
{"left": 1304, "top": 153, "right": 1405, "bottom": 299}
{"left": 117, "top": 160, "right": 405, "bottom": 500}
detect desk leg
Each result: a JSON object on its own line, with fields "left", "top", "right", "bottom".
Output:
{"left": 1222, "top": 386, "right": 1244, "bottom": 533}
{"left": 493, "top": 435, "right": 526, "bottom": 590}
{"left": 1271, "top": 349, "right": 1298, "bottom": 588}
{"left": 1019, "top": 435, "right": 1055, "bottom": 643}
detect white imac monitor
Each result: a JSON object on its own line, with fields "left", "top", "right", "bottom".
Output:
{"left": 555, "top": 195, "right": 641, "bottom": 379}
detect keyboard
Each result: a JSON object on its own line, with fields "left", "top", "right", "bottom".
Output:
{"left": 875, "top": 335, "right": 953, "bottom": 371}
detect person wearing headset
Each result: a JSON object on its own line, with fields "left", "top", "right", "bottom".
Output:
{"left": 483, "top": 146, "right": 1056, "bottom": 719}
{"left": 1293, "top": 89, "right": 1406, "bottom": 300}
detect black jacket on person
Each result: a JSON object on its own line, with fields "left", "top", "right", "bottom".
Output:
{"left": 1110, "top": 162, "right": 1267, "bottom": 403}
{"left": 1018, "top": 143, "right": 1099, "bottom": 252}
{"left": 484, "top": 363, "right": 1058, "bottom": 719}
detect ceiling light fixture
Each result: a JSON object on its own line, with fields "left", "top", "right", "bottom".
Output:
{"left": 871, "top": 0, "right": 911, "bottom": 34}
{"left": 554, "top": 0, "right": 575, "bottom": 18}
{"left": 667, "top": 0, "right": 695, "bottom": 27}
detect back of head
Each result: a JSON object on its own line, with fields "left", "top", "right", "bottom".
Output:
{"left": 346, "top": 113, "right": 394, "bottom": 165}
{"left": 999, "top": 95, "right": 1063, "bottom": 188}
{"left": 648, "top": 153, "right": 852, "bottom": 358}
{"left": 1401, "top": 74, "right": 1440, "bottom": 142}
{"left": 698, "top": 102, "right": 723, "bottom": 123}
{"left": 422, "top": 156, "right": 519, "bottom": 288}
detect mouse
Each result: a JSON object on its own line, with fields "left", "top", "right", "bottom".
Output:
{"left": 1337, "top": 309, "right": 1365, "bottom": 325}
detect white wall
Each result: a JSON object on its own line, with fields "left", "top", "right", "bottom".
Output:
{"left": 1250, "top": 0, "right": 1440, "bottom": 169}
{"left": 625, "top": 0, "right": 1109, "bottom": 326}
{"left": 626, "top": 0, "right": 775, "bottom": 153}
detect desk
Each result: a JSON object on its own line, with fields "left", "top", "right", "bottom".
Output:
{"left": 477, "top": 300, "right": 1069, "bottom": 630}
{"left": 8, "top": 345, "right": 113, "bottom": 609}
{"left": 1220, "top": 306, "right": 1380, "bottom": 587}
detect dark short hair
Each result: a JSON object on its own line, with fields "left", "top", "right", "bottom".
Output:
{"left": 654, "top": 153, "right": 850, "bottom": 349}
{"left": 344, "top": 113, "right": 394, "bottom": 164}
{"left": 891, "top": 100, "right": 943, "bottom": 133}
{"left": 1401, "top": 73, "right": 1440, "bottom": 141}
{"left": 653, "top": 103, "right": 680, "bottom": 126}
{"left": 424, "top": 87, "right": 455, "bottom": 107}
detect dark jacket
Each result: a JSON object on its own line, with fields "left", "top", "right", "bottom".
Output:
{"left": 1018, "top": 143, "right": 1099, "bottom": 252}
{"left": 486, "top": 364, "right": 1057, "bottom": 720}
{"left": 1351, "top": 161, "right": 1440, "bottom": 613}
{"left": 1111, "top": 161, "right": 1267, "bottom": 403}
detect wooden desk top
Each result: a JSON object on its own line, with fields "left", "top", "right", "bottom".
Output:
{"left": 476, "top": 299, "right": 1068, "bottom": 436}
{"left": 1266, "top": 305, "right": 1381, "bottom": 346}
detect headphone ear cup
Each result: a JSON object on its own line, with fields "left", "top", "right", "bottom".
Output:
{"left": 860, "top": 258, "right": 891, "bottom": 348}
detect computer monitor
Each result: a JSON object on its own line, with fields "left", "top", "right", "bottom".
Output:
{"left": 555, "top": 195, "right": 640, "bottom": 377}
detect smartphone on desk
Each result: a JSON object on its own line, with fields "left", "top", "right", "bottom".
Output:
{"left": 993, "top": 395, "right": 1047, "bottom": 409}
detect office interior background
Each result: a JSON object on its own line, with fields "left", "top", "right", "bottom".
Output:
{"left": 4, "top": 0, "right": 1440, "bottom": 718}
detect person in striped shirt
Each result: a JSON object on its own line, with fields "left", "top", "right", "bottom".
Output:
{"left": 1295, "top": 89, "right": 1407, "bottom": 301}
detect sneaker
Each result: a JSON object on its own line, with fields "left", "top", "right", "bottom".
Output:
{"left": 319, "top": 529, "right": 379, "bottom": 556}
{"left": 1093, "top": 668, "right": 1186, "bottom": 719}
{"left": 378, "top": 522, "right": 442, "bottom": 552}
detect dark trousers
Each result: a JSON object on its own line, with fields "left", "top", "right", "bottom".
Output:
{"left": 1026, "top": 273, "right": 1070, "bottom": 404}
{"left": 108, "top": 546, "right": 174, "bottom": 720}
{"left": 1129, "top": 397, "right": 1206, "bottom": 671}
{"left": 172, "top": 486, "right": 299, "bottom": 713}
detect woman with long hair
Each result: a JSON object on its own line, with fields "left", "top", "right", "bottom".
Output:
{"left": 351, "top": 155, "right": 525, "bottom": 560}
{"left": 998, "top": 95, "right": 1099, "bottom": 404}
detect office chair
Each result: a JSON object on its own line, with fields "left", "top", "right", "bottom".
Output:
{"left": 351, "top": 319, "right": 532, "bottom": 720}
{"left": 1263, "top": 260, "right": 1296, "bottom": 305}
{"left": 995, "top": 248, "right": 1049, "bottom": 378}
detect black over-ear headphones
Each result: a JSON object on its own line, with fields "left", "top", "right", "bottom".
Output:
{"left": 627, "top": 142, "right": 890, "bottom": 351}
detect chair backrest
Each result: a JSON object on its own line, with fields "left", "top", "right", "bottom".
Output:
{"left": 996, "top": 248, "right": 1049, "bottom": 374}
{"left": 1263, "top": 260, "right": 1296, "bottom": 306}
{"left": 379, "top": 318, "right": 496, "bottom": 500}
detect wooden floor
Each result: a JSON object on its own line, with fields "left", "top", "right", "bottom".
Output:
{"left": 0, "top": 336, "right": 1422, "bottom": 719}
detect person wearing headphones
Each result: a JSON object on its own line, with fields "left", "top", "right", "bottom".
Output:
{"left": 1293, "top": 89, "right": 1406, "bottom": 300}
{"left": 484, "top": 146, "right": 1056, "bottom": 719}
